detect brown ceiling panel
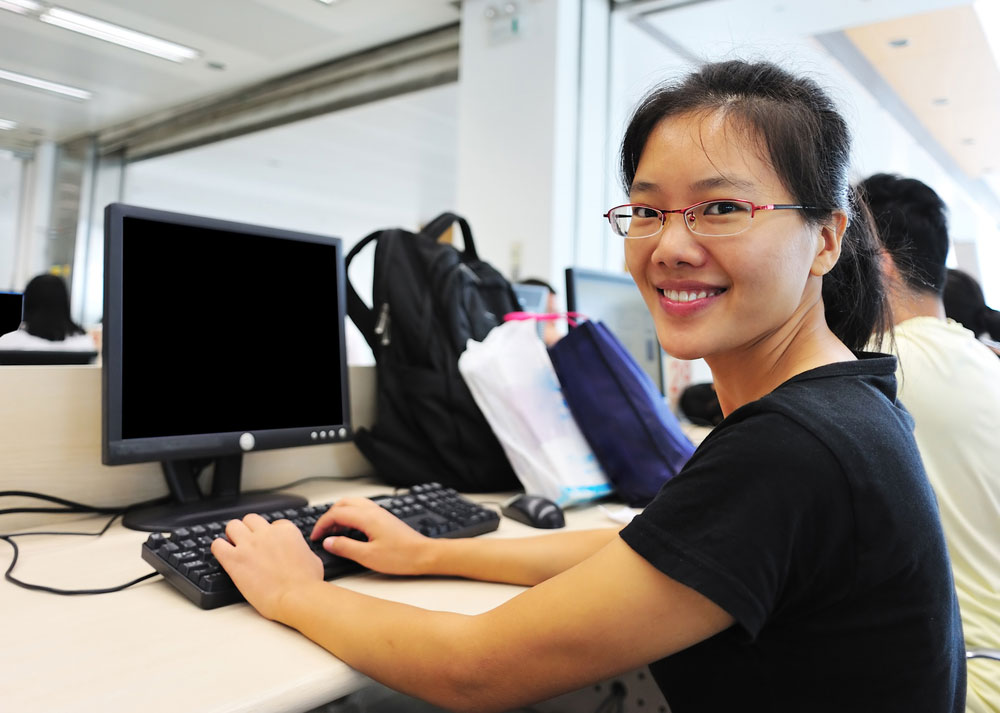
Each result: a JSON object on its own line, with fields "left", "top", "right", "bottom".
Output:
{"left": 846, "top": 4, "right": 1000, "bottom": 179}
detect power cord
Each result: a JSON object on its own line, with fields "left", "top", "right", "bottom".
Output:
{"left": 0, "top": 474, "right": 371, "bottom": 596}
{"left": 1, "top": 512, "right": 159, "bottom": 595}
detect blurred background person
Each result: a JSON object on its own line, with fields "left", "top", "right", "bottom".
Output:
{"left": 517, "top": 277, "right": 563, "bottom": 347}
{"left": 861, "top": 172, "right": 1000, "bottom": 713}
{"left": 0, "top": 273, "right": 95, "bottom": 351}
{"left": 943, "top": 267, "right": 1000, "bottom": 357}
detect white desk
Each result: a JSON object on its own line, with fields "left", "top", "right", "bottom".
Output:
{"left": 0, "top": 364, "right": 661, "bottom": 713}
{"left": 0, "top": 477, "right": 623, "bottom": 713}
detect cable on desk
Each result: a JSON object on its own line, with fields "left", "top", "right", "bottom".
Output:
{"left": 0, "top": 489, "right": 177, "bottom": 518}
{"left": 1, "top": 512, "right": 158, "bottom": 595}
{"left": 0, "top": 472, "right": 370, "bottom": 518}
{"left": 0, "top": 474, "right": 374, "bottom": 596}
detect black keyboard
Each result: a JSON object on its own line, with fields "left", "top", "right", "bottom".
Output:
{"left": 141, "top": 483, "right": 500, "bottom": 609}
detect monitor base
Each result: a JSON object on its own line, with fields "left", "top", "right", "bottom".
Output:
{"left": 122, "top": 491, "right": 308, "bottom": 532}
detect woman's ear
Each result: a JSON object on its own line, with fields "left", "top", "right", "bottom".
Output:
{"left": 810, "top": 211, "right": 848, "bottom": 277}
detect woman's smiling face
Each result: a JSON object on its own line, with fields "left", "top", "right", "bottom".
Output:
{"left": 624, "top": 111, "right": 835, "bottom": 364}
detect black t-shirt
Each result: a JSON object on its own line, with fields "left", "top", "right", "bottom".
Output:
{"left": 620, "top": 354, "right": 966, "bottom": 712}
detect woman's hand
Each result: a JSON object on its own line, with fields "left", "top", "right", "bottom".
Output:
{"left": 310, "top": 497, "right": 434, "bottom": 576}
{"left": 211, "top": 514, "right": 324, "bottom": 620}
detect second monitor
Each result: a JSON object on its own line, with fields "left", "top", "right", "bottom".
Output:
{"left": 564, "top": 267, "right": 664, "bottom": 393}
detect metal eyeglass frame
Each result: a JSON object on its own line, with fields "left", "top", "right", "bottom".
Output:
{"left": 603, "top": 199, "right": 821, "bottom": 238}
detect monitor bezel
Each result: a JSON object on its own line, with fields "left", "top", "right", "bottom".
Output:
{"left": 102, "top": 202, "right": 353, "bottom": 467}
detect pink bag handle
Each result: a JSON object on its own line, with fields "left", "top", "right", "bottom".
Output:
{"left": 503, "top": 311, "right": 587, "bottom": 328}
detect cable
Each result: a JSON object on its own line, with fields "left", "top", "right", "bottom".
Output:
{"left": 1, "top": 512, "right": 159, "bottom": 595}
{"left": 0, "top": 489, "right": 175, "bottom": 519}
{"left": 1, "top": 473, "right": 374, "bottom": 596}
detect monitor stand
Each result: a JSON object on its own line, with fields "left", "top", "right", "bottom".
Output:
{"left": 121, "top": 454, "right": 307, "bottom": 532}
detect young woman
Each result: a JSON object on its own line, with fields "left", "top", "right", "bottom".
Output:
{"left": 212, "top": 60, "right": 966, "bottom": 712}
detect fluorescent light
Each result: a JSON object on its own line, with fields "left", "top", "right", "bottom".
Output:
{"left": 39, "top": 7, "right": 201, "bottom": 63}
{"left": 0, "top": 118, "right": 17, "bottom": 130}
{"left": 0, "top": 67, "right": 91, "bottom": 100}
{"left": 0, "top": 0, "right": 41, "bottom": 15}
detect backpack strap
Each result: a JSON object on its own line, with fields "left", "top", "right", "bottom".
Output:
{"left": 345, "top": 229, "right": 381, "bottom": 351}
{"left": 422, "top": 212, "right": 479, "bottom": 261}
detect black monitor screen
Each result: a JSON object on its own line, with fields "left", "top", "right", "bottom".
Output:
{"left": 103, "top": 203, "right": 351, "bottom": 530}
{"left": 564, "top": 267, "right": 663, "bottom": 393}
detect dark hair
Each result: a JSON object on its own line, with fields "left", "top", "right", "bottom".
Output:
{"left": 619, "top": 60, "right": 890, "bottom": 351}
{"left": 22, "top": 273, "right": 85, "bottom": 342}
{"left": 518, "top": 277, "right": 556, "bottom": 294}
{"left": 857, "top": 173, "right": 949, "bottom": 294}
{"left": 943, "top": 268, "right": 1000, "bottom": 341}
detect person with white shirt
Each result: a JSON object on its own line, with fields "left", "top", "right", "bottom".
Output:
{"left": 862, "top": 172, "right": 1000, "bottom": 713}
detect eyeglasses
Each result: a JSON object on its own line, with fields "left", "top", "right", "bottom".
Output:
{"left": 604, "top": 199, "right": 821, "bottom": 239}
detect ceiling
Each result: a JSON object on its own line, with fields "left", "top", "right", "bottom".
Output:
{"left": 844, "top": 2, "right": 1000, "bottom": 180}
{"left": 2, "top": 0, "right": 998, "bottom": 199}
{"left": 0, "top": 0, "right": 461, "bottom": 153}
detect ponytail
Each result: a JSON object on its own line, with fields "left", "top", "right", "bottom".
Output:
{"left": 822, "top": 186, "right": 892, "bottom": 352}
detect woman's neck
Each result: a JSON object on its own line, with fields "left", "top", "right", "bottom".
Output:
{"left": 705, "top": 303, "right": 855, "bottom": 417}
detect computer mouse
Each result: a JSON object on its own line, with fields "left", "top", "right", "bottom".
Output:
{"left": 501, "top": 494, "right": 565, "bottom": 529}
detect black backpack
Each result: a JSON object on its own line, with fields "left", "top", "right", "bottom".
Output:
{"left": 345, "top": 212, "right": 521, "bottom": 492}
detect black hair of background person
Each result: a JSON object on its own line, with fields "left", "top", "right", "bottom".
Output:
{"left": 518, "top": 277, "right": 556, "bottom": 294}
{"left": 22, "top": 274, "right": 86, "bottom": 341}
{"left": 0, "top": 292, "right": 23, "bottom": 337}
{"left": 857, "top": 172, "right": 950, "bottom": 294}
{"left": 943, "top": 267, "right": 1000, "bottom": 342}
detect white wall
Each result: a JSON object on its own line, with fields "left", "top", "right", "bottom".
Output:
{"left": 122, "top": 84, "right": 461, "bottom": 364}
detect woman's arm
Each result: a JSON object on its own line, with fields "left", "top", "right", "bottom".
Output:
{"left": 310, "top": 496, "right": 620, "bottom": 585}
{"left": 212, "top": 513, "right": 733, "bottom": 713}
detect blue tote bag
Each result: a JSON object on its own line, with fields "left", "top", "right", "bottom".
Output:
{"left": 548, "top": 320, "right": 696, "bottom": 507}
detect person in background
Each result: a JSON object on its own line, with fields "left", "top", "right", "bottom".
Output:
{"left": 943, "top": 267, "right": 1000, "bottom": 357}
{"left": 860, "top": 172, "right": 1000, "bottom": 713}
{"left": 517, "top": 277, "right": 563, "bottom": 346}
{"left": 211, "top": 61, "right": 965, "bottom": 712}
{"left": 0, "top": 273, "right": 95, "bottom": 351}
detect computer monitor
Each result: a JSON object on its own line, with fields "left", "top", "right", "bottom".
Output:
{"left": 564, "top": 267, "right": 664, "bottom": 392}
{"left": 512, "top": 283, "right": 550, "bottom": 314}
{"left": 0, "top": 291, "right": 22, "bottom": 337}
{"left": 103, "top": 203, "right": 352, "bottom": 531}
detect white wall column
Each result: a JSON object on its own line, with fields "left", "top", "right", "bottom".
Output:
{"left": 456, "top": 0, "right": 611, "bottom": 292}
{"left": 12, "top": 140, "right": 56, "bottom": 291}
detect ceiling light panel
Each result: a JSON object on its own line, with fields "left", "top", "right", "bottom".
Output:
{"left": 0, "top": 0, "right": 41, "bottom": 15}
{"left": 0, "top": 67, "right": 92, "bottom": 100}
{"left": 38, "top": 7, "right": 202, "bottom": 62}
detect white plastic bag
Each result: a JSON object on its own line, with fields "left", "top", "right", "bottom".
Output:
{"left": 458, "top": 319, "right": 611, "bottom": 506}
